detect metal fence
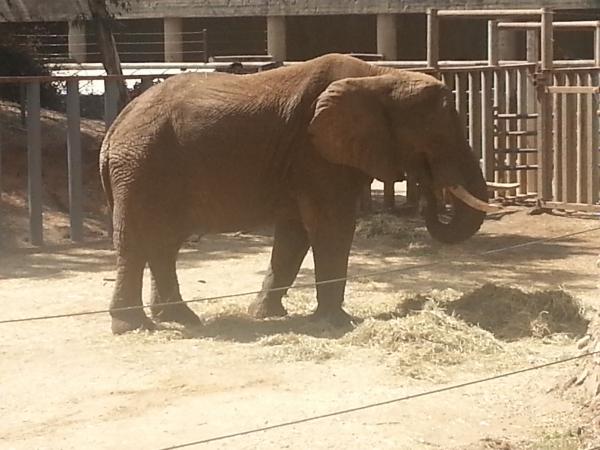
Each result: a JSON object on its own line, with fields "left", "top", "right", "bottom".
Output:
{"left": 1, "top": 9, "right": 600, "bottom": 245}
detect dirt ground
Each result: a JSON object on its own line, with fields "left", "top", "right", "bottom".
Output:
{"left": 2, "top": 205, "right": 600, "bottom": 450}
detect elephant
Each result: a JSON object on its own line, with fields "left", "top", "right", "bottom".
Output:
{"left": 100, "top": 53, "right": 497, "bottom": 335}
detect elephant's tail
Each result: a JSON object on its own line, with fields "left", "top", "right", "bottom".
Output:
{"left": 99, "top": 140, "right": 114, "bottom": 214}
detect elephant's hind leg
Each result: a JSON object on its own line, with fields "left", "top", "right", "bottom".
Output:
{"left": 149, "top": 246, "right": 201, "bottom": 326}
{"left": 248, "top": 218, "right": 310, "bottom": 319}
{"left": 110, "top": 252, "right": 155, "bottom": 334}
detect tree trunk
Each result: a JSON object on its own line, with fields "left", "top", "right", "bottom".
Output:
{"left": 87, "top": 0, "right": 128, "bottom": 111}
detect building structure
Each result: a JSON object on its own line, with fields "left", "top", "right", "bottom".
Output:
{"left": 0, "top": 1, "right": 598, "bottom": 64}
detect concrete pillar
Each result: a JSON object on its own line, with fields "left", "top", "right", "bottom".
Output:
{"left": 267, "top": 16, "right": 286, "bottom": 62}
{"left": 377, "top": 14, "right": 397, "bottom": 60}
{"left": 498, "top": 29, "right": 520, "bottom": 62}
{"left": 377, "top": 14, "right": 398, "bottom": 208}
{"left": 164, "top": 17, "right": 183, "bottom": 62}
{"left": 68, "top": 21, "right": 86, "bottom": 63}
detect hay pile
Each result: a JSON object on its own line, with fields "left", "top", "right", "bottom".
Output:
{"left": 255, "top": 284, "right": 587, "bottom": 379}
{"left": 355, "top": 213, "right": 430, "bottom": 245}
{"left": 345, "top": 309, "right": 503, "bottom": 374}
{"left": 445, "top": 284, "right": 588, "bottom": 341}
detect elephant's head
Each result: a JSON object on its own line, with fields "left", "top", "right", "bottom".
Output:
{"left": 308, "top": 70, "right": 496, "bottom": 244}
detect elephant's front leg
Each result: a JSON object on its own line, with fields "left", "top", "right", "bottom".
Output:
{"left": 248, "top": 218, "right": 310, "bottom": 318}
{"left": 306, "top": 206, "right": 357, "bottom": 326}
{"left": 149, "top": 247, "right": 201, "bottom": 326}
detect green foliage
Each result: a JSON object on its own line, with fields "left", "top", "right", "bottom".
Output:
{"left": 0, "top": 34, "right": 63, "bottom": 110}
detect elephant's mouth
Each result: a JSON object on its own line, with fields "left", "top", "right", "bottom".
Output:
{"left": 414, "top": 153, "right": 499, "bottom": 244}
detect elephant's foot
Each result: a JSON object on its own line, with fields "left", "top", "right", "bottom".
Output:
{"left": 111, "top": 310, "right": 156, "bottom": 335}
{"left": 311, "top": 305, "right": 358, "bottom": 327}
{"left": 151, "top": 302, "right": 201, "bottom": 326}
{"left": 248, "top": 297, "right": 287, "bottom": 319}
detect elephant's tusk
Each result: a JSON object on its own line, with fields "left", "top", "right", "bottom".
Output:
{"left": 448, "top": 185, "right": 502, "bottom": 213}
{"left": 486, "top": 181, "right": 521, "bottom": 190}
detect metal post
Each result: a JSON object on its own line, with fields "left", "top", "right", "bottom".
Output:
{"left": 202, "top": 28, "right": 209, "bottom": 63}
{"left": 595, "top": 24, "right": 600, "bottom": 67}
{"left": 481, "top": 71, "right": 494, "bottom": 180}
{"left": 103, "top": 78, "right": 118, "bottom": 240}
{"left": 104, "top": 78, "right": 119, "bottom": 129}
{"left": 378, "top": 13, "right": 397, "bottom": 207}
{"left": 488, "top": 20, "right": 499, "bottom": 66}
{"left": 67, "top": 79, "right": 83, "bottom": 242}
{"left": 426, "top": 9, "right": 439, "bottom": 69}
{"left": 540, "top": 9, "right": 554, "bottom": 71}
{"left": 537, "top": 9, "right": 554, "bottom": 201}
{"left": 526, "top": 29, "right": 539, "bottom": 193}
{"left": 27, "top": 81, "right": 43, "bottom": 246}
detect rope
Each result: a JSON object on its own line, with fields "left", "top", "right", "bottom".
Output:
{"left": 1, "top": 224, "right": 599, "bottom": 326}
{"left": 157, "top": 350, "right": 600, "bottom": 449}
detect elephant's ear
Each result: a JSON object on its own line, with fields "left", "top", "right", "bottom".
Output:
{"left": 308, "top": 77, "right": 398, "bottom": 182}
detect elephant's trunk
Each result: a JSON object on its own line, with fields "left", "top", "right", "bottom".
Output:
{"left": 421, "top": 144, "right": 489, "bottom": 244}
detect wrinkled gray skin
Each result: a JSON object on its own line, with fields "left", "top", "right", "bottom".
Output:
{"left": 100, "top": 54, "right": 488, "bottom": 334}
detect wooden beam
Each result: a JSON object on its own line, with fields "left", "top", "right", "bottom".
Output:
{"left": 438, "top": 9, "right": 544, "bottom": 17}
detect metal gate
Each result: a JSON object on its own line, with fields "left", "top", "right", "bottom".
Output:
{"left": 540, "top": 75, "right": 600, "bottom": 212}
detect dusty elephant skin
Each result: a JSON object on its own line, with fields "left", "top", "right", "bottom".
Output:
{"left": 100, "top": 53, "right": 490, "bottom": 334}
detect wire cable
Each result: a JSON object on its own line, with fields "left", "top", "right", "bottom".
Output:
{"left": 1, "top": 224, "right": 599, "bottom": 325}
{"left": 157, "top": 350, "right": 600, "bottom": 449}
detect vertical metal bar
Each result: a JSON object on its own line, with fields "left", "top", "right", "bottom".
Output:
{"left": 488, "top": 20, "right": 499, "bottom": 67}
{"left": 67, "top": 79, "right": 83, "bottom": 242}
{"left": 427, "top": 9, "right": 439, "bottom": 69}
{"left": 594, "top": 24, "right": 600, "bottom": 67}
{"left": 494, "top": 68, "right": 506, "bottom": 186}
{"left": 526, "top": 31, "right": 539, "bottom": 193}
{"left": 576, "top": 75, "right": 588, "bottom": 203}
{"left": 468, "top": 71, "right": 482, "bottom": 160}
{"left": 537, "top": 9, "right": 554, "bottom": 201}
{"left": 505, "top": 68, "right": 517, "bottom": 197}
{"left": 589, "top": 92, "right": 599, "bottom": 204}
{"left": 440, "top": 71, "right": 449, "bottom": 87}
{"left": 481, "top": 70, "right": 494, "bottom": 181}
{"left": 537, "top": 91, "right": 553, "bottom": 201}
{"left": 552, "top": 84, "right": 562, "bottom": 202}
{"left": 27, "top": 81, "right": 43, "bottom": 246}
{"left": 203, "top": 28, "right": 209, "bottom": 63}
{"left": 564, "top": 73, "right": 575, "bottom": 204}
{"left": 455, "top": 72, "right": 468, "bottom": 135}
{"left": 104, "top": 78, "right": 119, "bottom": 129}
{"left": 563, "top": 81, "right": 578, "bottom": 204}
{"left": 540, "top": 9, "right": 554, "bottom": 71}
{"left": 516, "top": 67, "right": 528, "bottom": 196}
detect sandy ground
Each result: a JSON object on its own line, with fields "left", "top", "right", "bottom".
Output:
{"left": 2, "top": 206, "right": 600, "bottom": 450}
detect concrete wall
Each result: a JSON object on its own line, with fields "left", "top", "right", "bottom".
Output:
{"left": 2, "top": 0, "right": 600, "bottom": 22}
{"left": 286, "top": 15, "right": 376, "bottom": 60}
{"left": 185, "top": 17, "right": 266, "bottom": 61}
{"left": 0, "top": 10, "right": 596, "bottom": 63}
